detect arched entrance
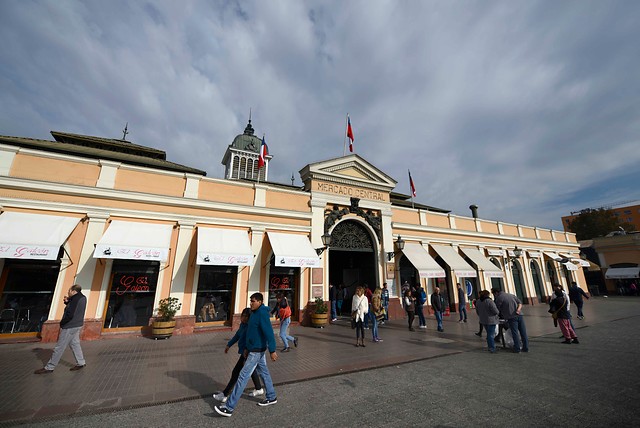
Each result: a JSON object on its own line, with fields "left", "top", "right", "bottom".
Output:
{"left": 489, "top": 257, "right": 504, "bottom": 291}
{"left": 511, "top": 260, "right": 528, "bottom": 303}
{"left": 328, "top": 220, "right": 377, "bottom": 315}
{"left": 530, "top": 260, "right": 545, "bottom": 303}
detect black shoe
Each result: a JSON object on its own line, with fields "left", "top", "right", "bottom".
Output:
{"left": 281, "top": 347, "right": 290, "bottom": 352}
{"left": 474, "top": 332, "right": 482, "bottom": 337}
{"left": 215, "top": 406, "right": 233, "bottom": 417}
{"left": 562, "top": 339, "right": 572, "bottom": 344}
{"left": 34, "top": 368, "right": 53, "bottom": 375}
{"left": 258, "top": 398, "right": 278, "bottom": 407}
{"left": 70, "top": 364, "right": 86, "bottom": 371}
{"left": 293, "top": 337, "right": 298, "bottom": 347}
{"left": 572, "top": 338, "right": 580, "bottom": 344}
{"left": 559, "top": 335, "right": 565, "bottom": 339}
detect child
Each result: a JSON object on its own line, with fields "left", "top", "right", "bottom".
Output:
{"left": 213, "top": 308, "right": 264, "bottom": 402}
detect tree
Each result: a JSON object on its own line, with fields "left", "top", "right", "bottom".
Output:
{"left": 567, "top": 208, "right": 636, "bottom": 240}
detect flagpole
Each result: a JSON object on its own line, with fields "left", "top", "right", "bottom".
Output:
{"left": 409, "top": 169, "right": 415, "bottom": 209}
{"left": 257, "top": 133, "right": 264, "bottom": 185}
{"left": 343, "top": 114, "right": 348, "bottom": 156}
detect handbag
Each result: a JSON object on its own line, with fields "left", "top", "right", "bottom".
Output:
{"left": 351, "top": 311, "right": 357, "bottom": 329}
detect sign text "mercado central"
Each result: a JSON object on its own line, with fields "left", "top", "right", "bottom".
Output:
{"left": 315, "top": 181, "right": 387, "bottom": 202}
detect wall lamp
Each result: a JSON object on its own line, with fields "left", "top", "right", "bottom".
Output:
{"left": 316, "top": 232, "right": 332, "bottom": 255}
{"left": 387, "top": 236, "right": 405, "bottom": 262}
{"left": 506, "top": 246, "right": 523, "bottom": 267}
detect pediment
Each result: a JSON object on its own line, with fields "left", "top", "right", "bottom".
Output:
{"left": 299, "top": 154, "right": 397, "bottom": 192}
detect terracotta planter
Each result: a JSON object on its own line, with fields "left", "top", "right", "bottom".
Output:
{"left": 152, "top": 320, "right": 176, "bottom": 339}
{"left": 311, "top": 312, "right": 328, "bottom": 328}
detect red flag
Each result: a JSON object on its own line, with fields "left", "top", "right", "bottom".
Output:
{"left": 346, "top": 115, "right": 354, "bottom": 152}
{"left": 258, "top": 136, "right": 268, "bottom": 169}
{"left": 409, "top": 170, "right": 416, "bottom": 197}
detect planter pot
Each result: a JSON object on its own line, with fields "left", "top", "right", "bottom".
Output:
{"left": 311, "top": 312, "right": 328, "bottom": 328}
{"left": 152, "top": 320, "right": 176, "bottom": 339}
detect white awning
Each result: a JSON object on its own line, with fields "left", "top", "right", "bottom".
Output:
{"left": 0, "top": 212, "right": 81, "bottom": 260}
{"left": 605, "top": 267, "right": 640, "bottom": 279}
{"left": 564, "top": 263, "right": 578, "bottom": 271}
{"left": 460, "top": 247, "right": 504, "bottom": 278}
{"left": 573, "top": 258, "right": 590, "bottom": 267}
{"left": 401, "top": 243, "right": 445, "bottom": 278}
{"left": 94, "top": 220, "right": 173, "bottom": 262}
{"left": 267, "top": 232, "right": 320, "bottom": 268}
{"left": 197, "top": 227, "right": 253, "bottom": 266}
{"left": 544, "top": 252, "right": 563, "bottom": 261}
{"left": 430, "top": 244, "right": 477, "bottom": 278}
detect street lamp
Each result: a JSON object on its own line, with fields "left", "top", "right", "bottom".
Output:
{"left": 506, "top": 246, "right": 523, "bottom": 268}
{"left": 387, "top": 236, "right": 405, "bottom": 262}
{"left": 316, "top": 232, "right": 332, "bottom": 255}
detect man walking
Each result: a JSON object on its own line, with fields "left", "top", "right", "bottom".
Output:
{"left": 457, "top": 283, "right": 468, "bottom": 323}
{"left": 381, "top": 283, "right": 389, "bottom": 323}
{"left": 215, "top": 292, "right": 278, "bottom": 417}
{"left": 34, "top": 284, "right": 87, "bottom": 374}
{"left": 329, "top": 283, "right": 337, "bottom": 322}
{"left": 415, "top": 284, "right": 427, "bottom": 328}
{"left": 492, "top": 288, "right": 529, "bottom": 353}
{"left": 568, "top": 281, "right": 590, "bottom": 320}
{"left": 431, "top": 286, "right": 445, "bottom": 332}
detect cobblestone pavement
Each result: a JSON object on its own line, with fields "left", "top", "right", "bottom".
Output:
{"left": 1, "top": 297, "right": 638, "bottom": 427}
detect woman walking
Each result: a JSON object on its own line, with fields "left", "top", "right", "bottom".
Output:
{"left": 404, "top": 289, "right": 416, "bottom": 331}
{"left": 475, "top": 290, "right": 499, "bottom": 353}
{"left": 351, "top": 285, "right": 368, "bottom": 347}
{"left": 371, "top": 287, "right": 384, "bottom": 342}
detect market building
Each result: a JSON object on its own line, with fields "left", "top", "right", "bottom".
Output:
{"left": 0, "top": 122, "right": 586, "bottom": 341}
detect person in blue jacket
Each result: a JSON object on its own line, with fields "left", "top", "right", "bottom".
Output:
{"left": 213, "top": 308, "right": 264, "bottom": 403}
{"left": 215, "top": 292, "right": 278, "bottom": 417}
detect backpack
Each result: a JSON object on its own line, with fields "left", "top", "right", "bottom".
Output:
{"left": 419, "top": 290, "right": 427, "bottom": 305}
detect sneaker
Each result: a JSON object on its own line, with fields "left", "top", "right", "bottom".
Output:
{"left": 215, "top": 405, "right": 233, "bottom": 417}
{"left": 249, "top": 388, "right": 265, "bottom": 397}
{"left": 572, "top": 338, "right": 580, "bottom": 344}
{"left": 377, "top": 338, "right": 383, "bottom": 342}
{"left": 257, "top": 398, "right": 278, "bottom": 407}
{"left": 364, "top": 326, "right": 370, "bottom": 329}
{"left": 420, "top": 325, "right": 427, "bottom": 329}
{"left": 213, "top": 392, "right": 226, "bottom": 401}
{"left": 562, "top": 339, "right": 572, "bottom": 344}
{"left": 293, "top": 337, "right": 298, "bottom": 348}
{"left": 474, "top": 332, "right": 482, "bottom": 337}
{"left": 281, "top": 347, "right": 290, "bottom": 352}
{"left": 34, "top": 368, "right": 53, "bottom": 375}
{"left": 70, "top": 364, "right": 85, "bottom": 371}
{"left": 331, "top": 318, "right": 337, "bottom": 321}
{"left": 458, "top": 320, "right": 464, "bottom": 323}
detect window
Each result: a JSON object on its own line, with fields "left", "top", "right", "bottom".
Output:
{"left": 104, "top": 261, "right": 159, "bottom": 329}
{"left": 269, "top": 262, "right": 298, "bottom": 320}
{"left": 195, "top": 266, "right": 235, "bottom": 323}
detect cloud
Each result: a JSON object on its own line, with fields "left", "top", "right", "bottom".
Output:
{"left": 1, "top": 0, "right": 639, "bottom": 231}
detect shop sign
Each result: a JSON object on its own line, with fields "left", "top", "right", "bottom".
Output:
{"left": 114, "top": 274, "right": 152, "bottom": 295}
{"left": 0, "top": 244, "right": 58, "bottom": 260}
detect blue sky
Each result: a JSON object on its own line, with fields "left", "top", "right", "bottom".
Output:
{"left": 1, "top": 1, "right": 639, "bottom": 231}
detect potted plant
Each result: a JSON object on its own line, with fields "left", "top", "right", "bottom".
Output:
{"left": 311, "top": 296, "right": 329, "bottom": 328}
{"left": 152, "top": 297, "right": 182, "bottom": 339}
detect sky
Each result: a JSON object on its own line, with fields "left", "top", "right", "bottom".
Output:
{"left": 1, "top": 1, "right": 639, "bottom": 231}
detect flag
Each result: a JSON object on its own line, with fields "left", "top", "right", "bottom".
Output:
{"left": 346, "top": 115, "right": 354, "bottom": 152}
{"left": 409, "top": 170, "right": 416, "bottom": 198}
{"left": 258, "top": 136, "right": 268, "bottom": 169}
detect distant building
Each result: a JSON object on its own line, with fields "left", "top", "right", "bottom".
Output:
{"left": 562, "top": 201, "right": 640, "bottom": 233}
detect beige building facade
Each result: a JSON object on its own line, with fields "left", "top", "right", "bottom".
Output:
{"left": 0, "top": 127, "right": 585, "bottom": 342}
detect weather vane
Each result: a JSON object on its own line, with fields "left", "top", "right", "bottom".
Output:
{"left": 122, "top": 122, "right": 129, "bottom": 140}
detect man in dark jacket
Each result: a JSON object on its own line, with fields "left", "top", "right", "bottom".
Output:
{"left": 492, "top": 288, "right": 529, "bottom": 353}
{"left": 34, "top": 284, "right": 86, "bottom": 374}
{"left": 215, "top": 292, "right": 278, "bottom": 417}
{"left": 568, "top": 282, "right": 590, "bottom": 319}
{"left": 431, "top": 286, "right": 445, "bottom": 332}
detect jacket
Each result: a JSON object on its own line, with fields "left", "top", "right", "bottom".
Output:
{"left": 351, "top": 293, "right": 368, "bottom": 322}
{"left": 549, "top": 296, "right": 570, "bottom": 320}
{"left": 227, "top": 322, "right": 249, "bottom": 354}
{"left": 245, "top": 304, "right": 277, "bottom": 353}
{"left": 457, "top": 287, "right": 466, "bottom": 305}
{"left": 568, "top": 286, "right": 589, "bottom": 304}
{"left": 475, "top": 296, "right": 499, "bottom": 325}
{"left": 430, "top": 292, "right": 444, "bottom": 312}
{"left": 494, "top": 292, "right": 521, "bottom": 320}
{"left": 60, "top": 292, "right": 86, "bottom": 329}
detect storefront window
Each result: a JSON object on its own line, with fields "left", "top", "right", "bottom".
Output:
{"left": 0, "top": 259, "right": 60, "bottom": 334}
{"left": 195, "top": 266, "right": 235, "bottom": 323}
{"left": 104, "top": 260, "right": 159, "bottom": 329}
{"left": 269, "top": 263, "right": 298, "bottom": 320}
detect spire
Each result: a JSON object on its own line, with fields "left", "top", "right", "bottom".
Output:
{"left": 122, "top": 122, "right": 129, "bottom": 141}
{"left": 244, "top": 109, "right": 254, "bottom": 136}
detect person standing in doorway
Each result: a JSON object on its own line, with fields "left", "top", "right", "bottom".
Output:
{"left": 492, "top": 288, "right": 529, "bottom": 353}
{"left": 568, "top": 281, "right": 590, "bottom": 320}
{"left": 35, "top": 284, "right": 87, "bottom": 374}
{"left": 415, "top": 284, "right": 427, "bottom": 328}
{"left": 336, "top": 284, "right": 344, "bottom": 317}
{"left": 431, "top": 286, "right": 445, "bottom": 332}
{"left": 352, "top": 286, "right": 368, "bottom": 347}
{"left": 215, "top": 293, "right": 278, "bottom": 417}
{"left": 457, "top": 283, "right": 468, "bottom": 323}
{"left": 381, "top": 283, "right": 390, "bottom": 323}
{"left": 329, "top": 283, "right": 338, "bottom": 322}
{"left": 404, "top": 289, "right": 416, "bottom": 331}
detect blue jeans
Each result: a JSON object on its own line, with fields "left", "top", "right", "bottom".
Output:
{"left": 416, "top": 304, "right": 426, "bottom": 326}
{"left": 331, "top": 301, "right": 337, "bottom": 319}
{"left": 435, "top": 311, "right": 443, "bottom": 331}
{"left": 485, "top": 324, "right": 497, "bottom": 352}
{"left": 575, "top": 301, "right": 584, "bottom": 318}
{"left": 507, "top": 315, "right": 529, "bottom": 352}
{"left": 337, "top": 300, "right": 343, "bottom": 315}
{"left": 279, "top": 317, "right": 295, "bottom": 349}
{"left": 459, "top": 303, "right": 467, "bottom": 321}
{"left": 364, "top": 304, "right": 371, "bottom": 328}
{"left": 383, "top": 303, "right": 389, "bottom": 320}
{"left": 225, "top": 351, "right": 276, "bottom": 411}
{"left": 370, "top": 312, "right": 379, "bottom": 339}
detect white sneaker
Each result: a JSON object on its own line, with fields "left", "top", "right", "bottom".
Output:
{"left": 249, "top": 388, "right": 265, "bottom": 397}
{"left": 420, "top": 325, "right": 427, "bottom": 329}
{"left": 213, "top": 392, "right": 226, "bottom": 402}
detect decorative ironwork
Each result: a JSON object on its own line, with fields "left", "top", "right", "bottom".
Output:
{"left": 324, "top": 198, "right": 382, "bottom": 241}
{"left": 329, "top": 221, "right": 374, "bottom": 251}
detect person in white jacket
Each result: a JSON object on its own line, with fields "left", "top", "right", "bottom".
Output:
{"left": 351, "top": 285, "right": 369, "bottom": 347}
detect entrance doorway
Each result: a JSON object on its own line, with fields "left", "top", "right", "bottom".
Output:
{"left": 328, "top": 220, "right": 377, "bottom": 315}
{"left": 530, "top": 260, "right": 545, "bottom": 303}
{"left": 511, "top": 260, "right": 528, "bottom": 303}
